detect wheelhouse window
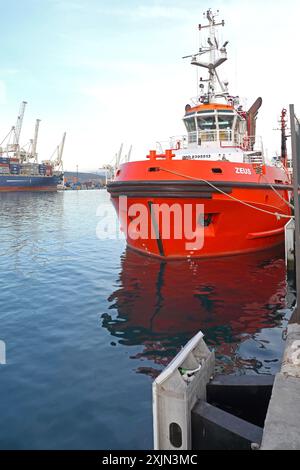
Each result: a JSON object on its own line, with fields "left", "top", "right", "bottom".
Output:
{"left": 184, "top": 117, "right": 196, "bottom": 132}
{"left": 217, "top": 113, "right": 234, "bottom": 141}
{"left": 196, "top": 113, "right": 216, "bottom": 142}
{"left": 184, "top": 109, "right": 237, "bottom": 145}
{"left": 217, "top": 115, "right": 234, "bottom": 129}
{"left": 197, "top": 114, "right": 216, "bottom": 130}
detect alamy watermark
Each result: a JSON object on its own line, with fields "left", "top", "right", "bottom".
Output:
{"left": 96, "top": 196, "right": 206, "bottom": 251}
{"left": 0, "top": 340, "right": 6, "bottom": 365}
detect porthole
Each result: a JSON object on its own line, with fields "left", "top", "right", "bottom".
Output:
{"left": 148, "top": 167, "right": 160, "bottom": 172}
{"left": 169, "top": 422, "right": 182, "bottom": 448}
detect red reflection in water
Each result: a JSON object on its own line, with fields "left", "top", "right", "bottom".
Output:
{"left": 103, "top": 246, "right": 287, "bottom": 375}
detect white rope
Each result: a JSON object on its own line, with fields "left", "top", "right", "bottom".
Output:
{"left": 158, "top": 166, "right": 294, "bottom": 220}
{"left": 261, "top": 174, "right": 295, "bottom": 210}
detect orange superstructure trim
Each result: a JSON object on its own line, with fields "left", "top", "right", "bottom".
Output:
{"left": 186, "top": 103, "right": 234, "bottom": 114}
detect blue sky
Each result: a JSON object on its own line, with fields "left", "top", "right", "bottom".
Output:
{"left": 0, "top": 0, "right": 299, "bottom": 170}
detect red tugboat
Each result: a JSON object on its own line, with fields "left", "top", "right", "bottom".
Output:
{"left": 107, "top": 9, "right": 292, "bottom": 259}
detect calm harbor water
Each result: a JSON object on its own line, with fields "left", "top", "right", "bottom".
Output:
{"left": 0, "top": 190, "right": 294, "bottom": 449}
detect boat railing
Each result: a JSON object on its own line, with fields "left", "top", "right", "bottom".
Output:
{"left": 242, "top": 136, "right": 265, "bottom": 164}
{"left": 156, "top": 135, "right": 189, "bottom": 153}
{"left": 173, "top": 130, "right": 258, "bottom": 148}
{"left": 156, "top": 132, "right": 265, "bottom": 163}
{"left": 243, "top": 153, "right": 264, "bottom": 164}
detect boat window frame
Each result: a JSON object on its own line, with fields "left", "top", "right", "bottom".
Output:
{"left": 216, "top": 110, "right": 236, "bottom": 142}
{"left": 196, "top": 112, "right": 217, "bottom": 131}
{"left": 216, "top": 113, "right": 235, "bottom": 130}
{"left": 184, "top": 109, "right": 240, "bottom": 144}
{"left": 183, "top": 114, "right": 197, "bottom": 133}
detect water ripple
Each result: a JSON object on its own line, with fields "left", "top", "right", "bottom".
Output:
{"left": 0, "top": 190, "right": 295, "bottom": 449}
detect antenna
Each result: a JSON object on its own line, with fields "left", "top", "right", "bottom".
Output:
{"left": 273, "top": 109, "right": 290, "bottom": 169}
{"left": 183, "top": 9, "right": 228, "bottom": 104}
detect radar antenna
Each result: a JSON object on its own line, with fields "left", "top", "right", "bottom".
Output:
{"left": 183, "top": 9, "right": 230, "bottom": 104}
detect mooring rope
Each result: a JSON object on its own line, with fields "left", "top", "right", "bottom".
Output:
{"left": 157, "top": 167, "right": 294, "bottom": 220}
{"left": 261, "top": 174, "right": 295, "bottom": 210}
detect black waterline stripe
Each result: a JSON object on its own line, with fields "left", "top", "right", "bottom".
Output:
{"left": 110, "top": 193, "right": 213, "bottom": 199}
{"left": 148, "top": 201, "right": 165, "bottom": 257}
{"left": 107, "top": 180, "right": 293, "bottom": 191}
{"left": 108, "top": 187, "right": 232, "bottom": 193}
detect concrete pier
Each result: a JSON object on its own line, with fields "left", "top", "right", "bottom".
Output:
{"left": 285, "top": 219, "right": 295, "bottom": 271}
{"left": 261, "top": 319, "right": 300, "bottom": 450}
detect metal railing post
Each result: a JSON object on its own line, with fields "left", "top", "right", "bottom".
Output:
{"left": 289, "top": 104, "right": 300, "bottom": 324}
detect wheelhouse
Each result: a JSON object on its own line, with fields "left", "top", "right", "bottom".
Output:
{"left": 183, "top": 107, "right": 247, "bottom": 146}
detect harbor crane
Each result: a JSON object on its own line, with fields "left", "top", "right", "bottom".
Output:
{"left": 57, "top": 132, "right": 66, "bottom": 170}
{"left": 12, "top": 101, "right": 27, "bottom": 155}
{"left": 30, "top": 119, "right": 41, "bottom": 161}
{"left": 46, "top": 132, "right": 66, "bottom": 171}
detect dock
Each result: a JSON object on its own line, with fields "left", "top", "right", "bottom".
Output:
{"left": 261, "top": 104, "right": 300, "bottom": 450}
{"left": 261, "top": 320, "right": 300, "bottom": 449}
{"left": 153, "top": 312, "right": 300, "bottom": 451}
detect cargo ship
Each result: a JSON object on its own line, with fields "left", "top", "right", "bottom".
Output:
{"left": 0, "top": 101, "right": 65, "bottom": 191}
{"left": 107, "top": 9, "right": 293, "bottom": 259}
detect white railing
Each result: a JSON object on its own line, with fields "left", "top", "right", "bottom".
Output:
{"left": 156, "top": 135, "right": 189, "bottom": 153}
{"left": 242, "top": 136, "right": 264, "bottom": 164}
{"left": 156, "top": 131, "right": 265, "bottom": 163}
{"left": 185, "top": 129, "right": 238, "bottom": 145}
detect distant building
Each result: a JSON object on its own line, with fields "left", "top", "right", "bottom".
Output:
{"left": 64, "top": 171, "right": 105, "bottom": 189}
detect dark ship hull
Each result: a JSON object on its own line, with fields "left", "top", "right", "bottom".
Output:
{"left": 0, "top": 174, "right": 62, "bottom": 191}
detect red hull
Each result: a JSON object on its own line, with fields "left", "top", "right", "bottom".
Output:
{"left": 108, "top": 160, "right": 292, "bottom": 258}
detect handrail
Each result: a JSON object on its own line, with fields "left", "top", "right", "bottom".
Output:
{"left": 156, "top": 131, "right": 265, "bottom": 163}
{"left": 147, "top": 150, "right": 176, "bottom": 161}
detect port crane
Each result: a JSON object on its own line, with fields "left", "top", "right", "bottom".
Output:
{"left": 46, "top": 132, "right": 66, "bottom": 171}
{"left": 12, "top": 101, "right": 27, "bottom": 157}
{"left": 100, "top": 143, "right": 133, "bottom": 185}
{"left": 30, "top": 119, "right": 41, "bottom": 162}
